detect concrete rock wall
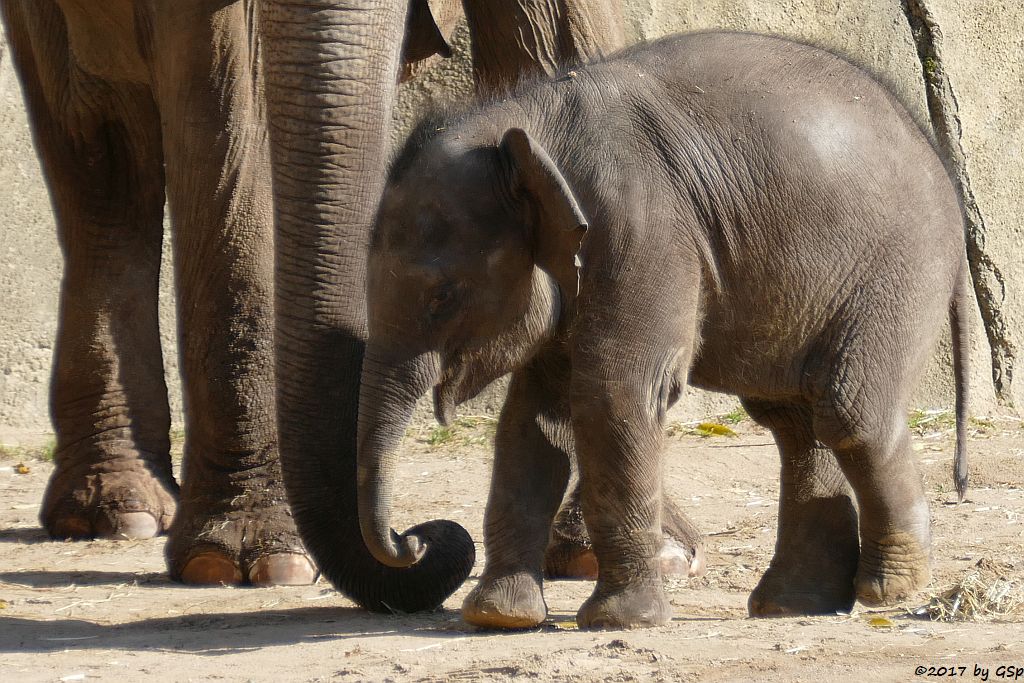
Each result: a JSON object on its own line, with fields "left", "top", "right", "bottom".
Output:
{"left": 0, "top": 31, "right": 58, "bottom": 438}
{"left": 0, "top": 2, "right": 1019, "bottom": 439}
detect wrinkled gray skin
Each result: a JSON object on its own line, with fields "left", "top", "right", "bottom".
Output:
{"left": 261, "top": 0, "right": 702, "bottom": 613}
{"left": 358, "top": 31, "right": 971, "bottom": 629}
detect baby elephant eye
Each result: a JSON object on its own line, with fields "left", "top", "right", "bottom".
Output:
{"left": 428, "top": 283, "right": 460, "bottom": 317}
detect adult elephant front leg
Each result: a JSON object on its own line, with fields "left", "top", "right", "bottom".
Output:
{"left": 2, "top": 1, "right": 177, "bottom": 541}
{"left": 145, "top": 1, "right": 314, "bottom": 586}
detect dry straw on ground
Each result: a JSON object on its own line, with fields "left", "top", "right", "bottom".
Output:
{"left": 924, "top": 558, "right": 1024, "bottom": 622}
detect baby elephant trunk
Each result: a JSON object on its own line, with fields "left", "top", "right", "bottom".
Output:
{"left": 357, "top": 347, "right": 443, "bottom": 568}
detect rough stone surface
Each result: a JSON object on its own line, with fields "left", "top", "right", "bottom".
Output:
{"left": 1, "top": 4, "right": 1019, "bottom": 441}
{"left": 0, "top": 29, "right": 58, "bottom": 440}
{"left": 922, "top": 0, "right": 1024, "bottom": 408}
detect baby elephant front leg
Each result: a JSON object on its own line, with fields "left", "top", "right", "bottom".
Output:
{"left": 463, "top": 361, "right": 572, "bottom": 629}
{"left": 571, "top": 380, "right": 673, "bottom": 629}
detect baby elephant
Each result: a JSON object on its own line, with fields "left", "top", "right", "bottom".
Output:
{"left": 356, "top": 31, "right": 970, "bottom": 629}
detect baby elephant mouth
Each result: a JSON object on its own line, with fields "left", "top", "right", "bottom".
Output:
{"left": 433, "top": 357, "right": 467, "bottom": 426}
{"left": 433, "top": 383, "right": 457, "bottom": 426}
{"left": 432, "top": 351, "right": 500, "bottom": 426}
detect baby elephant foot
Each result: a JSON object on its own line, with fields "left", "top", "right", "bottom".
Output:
{"left": 462, "top": 571, "right": 547, "bottom": 629}
{"left": 42, "top": 461, "right": 178, "bottom": 541}
{"left": 577, "top": 581, "right": 671, "bottom": 629}
{"left": 855, "top": 533, "right": 931, "bottom": 606}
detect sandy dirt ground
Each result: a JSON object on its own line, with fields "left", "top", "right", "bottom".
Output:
{"left": 1, "top": 415, "right": 1023, "bottom": 682}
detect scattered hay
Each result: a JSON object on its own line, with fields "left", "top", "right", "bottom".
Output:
{"left": 922, "top": 558, "right": 1023, "bottom": 621}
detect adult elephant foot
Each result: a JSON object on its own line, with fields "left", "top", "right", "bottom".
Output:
{"left": 747, "top": 494, "right": 860, "bottom": 617}
{"left": 544, "top": 535, "right": 705, "bottom": 581}
{"left": 166, "top": 470, "right": 316, "bottom": 587}
{"left": 41, "top": 453, "right": 178, "bottom": 541}
{"left": 462, "top": 571, "right": 547, "bottom": 630}
{"left": 544, "top": 494, "right": 706, "bottom": 580}
{"left": 577, "top": 580, "right": 672, "bottom": 629}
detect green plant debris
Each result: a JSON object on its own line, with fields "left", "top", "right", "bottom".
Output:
{"left": 0, "top": 438, "right": 56, "bottom": 463}
{"left": 721, "top": 407, "right": 748, "bottom": 425}
{"left": 411, "top": 415, "right": 498, "bottom": 450}
{"left": 908, "top": 409, "right": 999, "bottom": 436}
{"left": 908, "top": 409, "right": 956, "bottom": 434}
{"left": 426, "top": 426, "right": 455, "bottom": 447}
{"left": 968, "top": 416, "right": 997, "bottom": 432}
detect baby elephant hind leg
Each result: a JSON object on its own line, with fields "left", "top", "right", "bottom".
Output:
{"left": 743, "top": 401, "right": 859, "bottom": 617}
{"left": 462, "top": 356, "right": 573, "bottom": 630}
{"left": 814, "top": 373, "right": 932, "bottom": 607}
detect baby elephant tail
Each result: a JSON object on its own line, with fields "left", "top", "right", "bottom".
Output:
{"left": 949, "top": 257, "right": 971, "bottom": 502}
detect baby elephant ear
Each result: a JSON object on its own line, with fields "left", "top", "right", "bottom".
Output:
{"left": 500, "top": 128, "right": 588, "bottom": 296}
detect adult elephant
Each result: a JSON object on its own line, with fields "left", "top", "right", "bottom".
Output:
{"left": 5, "top": 0, "right": 690, "bottom": 610}
{"left": 0, "top": 0, "right": 459, "bottom": 590}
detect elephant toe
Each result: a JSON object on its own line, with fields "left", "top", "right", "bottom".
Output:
{"left": 658, "top": 536, "right": 706, "bottom": 578}
{"left": 179, "top": 551, "right": 244, "bottom": 585}
{"left": 166, "top": 481, "right": 312, "bottom": 587}
{"left": 248, "top": 553, "right": 318, "bottom": 586}
{"left": 93, "top": 511, "right": 161, "bottom": 540}
{"left": 564, "top": 551, "right": 600, "bottom": 580}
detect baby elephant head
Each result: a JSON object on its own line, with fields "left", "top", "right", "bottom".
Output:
{"left": 356, "top": 124, "right": 588, "bottom": 569}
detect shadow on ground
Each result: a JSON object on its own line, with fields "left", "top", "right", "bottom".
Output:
{"left": 0, "top": 527, "right": 50, "bottom": 544}
{"left": 0, "top": 570, "right": 169, "bottom": 588}
{"left": 0, "top": 607, "right": 472, "bottom": 655}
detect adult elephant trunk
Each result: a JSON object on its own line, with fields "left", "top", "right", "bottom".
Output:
{"left": 259, "top": 1, "right": 473, "bottom": 612}
{"left": 356, "top": 348, "right": 456, "bottom": 568}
